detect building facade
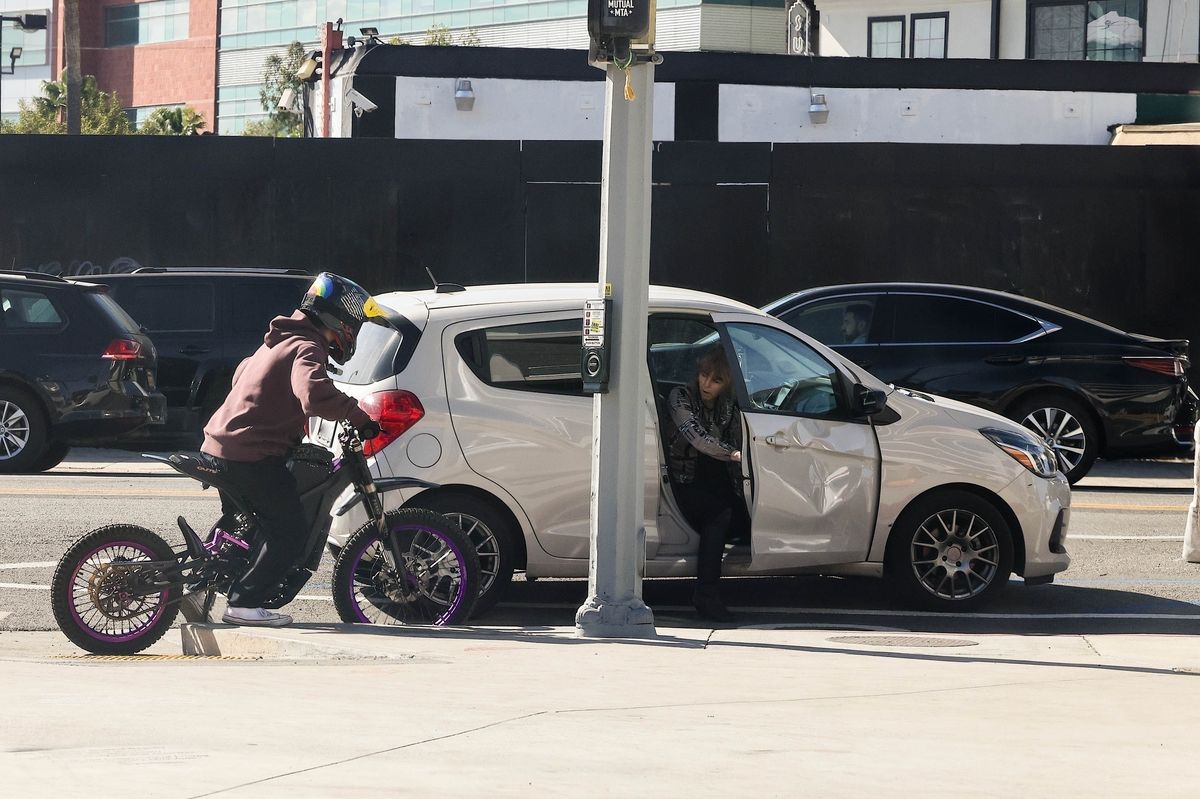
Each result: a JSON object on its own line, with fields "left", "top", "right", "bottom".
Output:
{"left": 815, "top": 0, "right": 1199, "bottom": 62}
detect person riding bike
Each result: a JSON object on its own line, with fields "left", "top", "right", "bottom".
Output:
{"left": 199, "top": 272, "right": 382, "bottom": 627}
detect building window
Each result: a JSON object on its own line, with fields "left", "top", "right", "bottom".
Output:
{"left": 1028, "top": 0, "right": 1143, "bottom": 61}
{"left": 125, "top": 104, "right": 184, "bottom": 130}
{"left": 2, "top": 12, "right": 49, "bottom": 66}
{"left": 868, "top": 16, "right": 904, "bottom": 58}
{"left": 106, "top": 0, "right": 190, "bottom": 48}
{"left": 910, "top": 12, "right": 948, "bottom": 58}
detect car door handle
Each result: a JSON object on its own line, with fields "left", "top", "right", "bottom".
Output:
{"left": 179, "top": 346, "right": 211, "bottom": 356}
{"left": 984, "top": 354, "right": 1025, "bottom": 364}
{"left": 764, "top": 434, "right": 796, "bottom": 449}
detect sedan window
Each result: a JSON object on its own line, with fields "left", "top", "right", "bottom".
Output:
{"left": 889, "top": 294, "right": 1042, "bottom": 344}
{"left": 780, "top": 296, "right": 882, "bottom": 346}
{"left": 725, "top": 323, "right": 842, "bottom": 417}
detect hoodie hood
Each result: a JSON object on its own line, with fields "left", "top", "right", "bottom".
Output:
{"left": 265, "top": 310, "right": 325, "bottom": 349}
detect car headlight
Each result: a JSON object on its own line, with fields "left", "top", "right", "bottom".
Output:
{"left": 980, "top": 427, "right": 1059, "bottom": 478}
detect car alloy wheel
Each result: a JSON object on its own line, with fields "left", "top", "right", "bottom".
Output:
{"left": 440, "top": 511, "right": 500, "bottom": 599}
{"left": 0, "top": 399, "right": 32, "bottom": 461}
{"left": 1020, "top": 406, "right": 1087, "bottom": 475}
{"left": 908, "top": 508, "right": 1001, "bottom": 602}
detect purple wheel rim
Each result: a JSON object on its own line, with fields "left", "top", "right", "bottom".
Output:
{"left": 67, "top": 540, "right": 168, "bottom": 642}
{"left": 347, "top": 523, "right": 468, "bottom": 625}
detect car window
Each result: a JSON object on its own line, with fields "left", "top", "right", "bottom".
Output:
{"left": 889, "top": 294, "right": 1042, "bottom": 344}
{"left": 648, "top": 316, "right": 721, "bottom": 387}
{"left": 334, "top": 322, "right": 405, "bottom": 385}
{"left": 112, "top": 283, "right": 214, "bottom": 332}
{"left": 780, "top": 296, "right": 882, "bottom": 346}
{"left": 0, "top": 289, "right": 65, "bottom": 330}
{"left": 725, "top": 323, "right": 842, "bottom": 417}
{"left": 231, "top": 281, "right": 308, "bottom": 333}
{"left": 88, "top": 292, "right": 142, "bottom": 334}
{"left": 455, "top": 319, "right": 583, "bottom": 395}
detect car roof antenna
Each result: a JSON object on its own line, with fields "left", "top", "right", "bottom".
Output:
{"left": 425, "top": 266, "right": 466, "bottom": 294}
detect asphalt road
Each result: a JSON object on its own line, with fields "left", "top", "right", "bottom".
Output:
{"left": 2, "top": 464, "right": 1198, "bottom": 645}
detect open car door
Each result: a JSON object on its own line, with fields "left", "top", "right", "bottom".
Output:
{"left": 715, "top": 316, "right": 881, "bottom": 570}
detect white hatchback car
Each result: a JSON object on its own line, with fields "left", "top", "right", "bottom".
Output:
{"left": 314, "top": 283, "right": 1071, "bottom": 615}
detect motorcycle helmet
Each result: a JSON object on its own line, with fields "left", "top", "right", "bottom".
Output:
{"left": 299, "top": 272, "right": 371, "bottom": 363}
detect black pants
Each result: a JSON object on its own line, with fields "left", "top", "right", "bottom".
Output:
{"left": 672, "top": 470, "right": 744, "bottom": 590}
{"left": 216, "top": 456, "right": 307, "bottom": 609}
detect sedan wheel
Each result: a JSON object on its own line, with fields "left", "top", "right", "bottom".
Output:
{"left": 1010, "top": 395, "right": 1098, "bottom": 484}
{"left": 888, "top": 490, "right": 1014, "bottom": 611}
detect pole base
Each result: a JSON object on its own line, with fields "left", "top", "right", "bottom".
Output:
{"left": 575, "top": 596, "right": 657, "bottom": 639}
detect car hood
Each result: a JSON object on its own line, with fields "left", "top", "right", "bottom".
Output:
{"left": 889, "top": 386, "right": 1032, "bottom": 438}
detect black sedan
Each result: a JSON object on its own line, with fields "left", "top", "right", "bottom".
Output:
{"left": 764, "top": 283, "right": 1195, "bottom": 483}
{"left": 0, "top": 272, "right": 165, "bottom": 472}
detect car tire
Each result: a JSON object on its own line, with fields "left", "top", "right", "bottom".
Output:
{"left": 1008, "top": 394, "right": 1098, "bottom": 484}
{"left": 32, "top": 441, "right": 71, "bottom": 471}
{"left": 886, "top": 489, "right": 1014, "bottom": 611}
{"left": 407, "top": 492, "right": 518, "bottom": 617}
{"left": 0, "top": 386, "right": 49, "bottom": 474}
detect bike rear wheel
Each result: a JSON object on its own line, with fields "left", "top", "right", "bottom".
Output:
{"left": 332, "top": 509, "right": 480, "bottom": 626}
{"left": 50, "top": 525, "right": 182, "bottom": 655}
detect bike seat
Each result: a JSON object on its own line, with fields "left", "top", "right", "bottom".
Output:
{"left": 162, "top": 452, "right": 239, "bottom": 493}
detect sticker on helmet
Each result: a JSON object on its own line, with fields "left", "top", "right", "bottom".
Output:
{"left": 307, "top": 274, "right": 334, "bottom": 298}
{"left": 363, "top": 297, "right": 386, "bottom": 319}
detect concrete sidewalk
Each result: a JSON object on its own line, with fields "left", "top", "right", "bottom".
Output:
{"left": 2, "top": 624, "right": 1198, "bottom": 797}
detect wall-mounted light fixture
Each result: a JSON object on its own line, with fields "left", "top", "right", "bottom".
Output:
{"left": 8, "top": 46, "right": 22, "bottom": 73}
{"left": 808, "top": 91, "right": 829, "bottom": 125}
{"left": 454, "top": 79, "right": 475, "bottom": 111}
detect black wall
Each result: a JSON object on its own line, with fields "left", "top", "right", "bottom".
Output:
{"left": 1, "top": 135, "right": 1197, "bottom": 352}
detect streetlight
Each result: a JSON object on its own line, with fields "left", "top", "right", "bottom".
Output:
{"left": 0, "top": 13, "right": 48, "bottom": 125}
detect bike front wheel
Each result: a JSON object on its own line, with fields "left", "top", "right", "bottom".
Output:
{"left": 50, "top": 525, "right": 182, "bottom": 655}
{"left": 332, "top": 509, "right": 480, "bottom": 626}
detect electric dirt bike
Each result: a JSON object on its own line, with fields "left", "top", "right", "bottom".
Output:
{"left": 51, "top": 426, "right": 481, "bottom": 655}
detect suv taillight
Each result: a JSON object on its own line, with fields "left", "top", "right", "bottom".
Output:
{"left": 102, "top": 338, "right": 143, "bottom": 360}
{"left": 359, "top": 390, "right": 425, "bottom": 456}
{"left": 1123, "top": 356, "right": 1186, "bottom": 378}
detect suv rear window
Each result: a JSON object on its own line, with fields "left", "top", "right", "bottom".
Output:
{"left": 0, "top": 288, "right": 65, "bottom": 330}
{"left": 88, "top": 292, "right": 142, "bottom": 334}
{"left": 456, "top": 319, "right": 583, "bottom": 395}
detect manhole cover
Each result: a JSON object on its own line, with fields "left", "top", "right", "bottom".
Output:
{"left": 829, "top": 635, "right": 979, "bottom": 648}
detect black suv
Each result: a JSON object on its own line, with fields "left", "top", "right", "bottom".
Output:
{"left": 0, "top": 272, "right": 166, "bottom": 472}
{"left": 80, "top": 268, "right": 314, "bottom": 446}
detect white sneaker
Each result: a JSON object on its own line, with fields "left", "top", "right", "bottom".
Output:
{"left": 221, "top": 606, "right": 293, "bottom": 627}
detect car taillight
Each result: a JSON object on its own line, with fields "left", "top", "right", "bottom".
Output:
{"left": 102, "top": 338, "right": 143, "bottom": 360}
{"left": 1123, "top": 356, "right": 1186, "bottom": 377}
{"left": 358, "top": 390, "right": 424, "bottom": 457}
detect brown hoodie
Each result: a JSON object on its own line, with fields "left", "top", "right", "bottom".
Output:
{"left": 201, "top": 311, "right": 371, "bottom": 462}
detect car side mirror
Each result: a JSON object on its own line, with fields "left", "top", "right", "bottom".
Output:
{"left": 853, "top": 385, "right": 888, "bottom": 417}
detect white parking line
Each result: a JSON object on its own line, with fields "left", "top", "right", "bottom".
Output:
{"left": 1071, "top": 535, "right": 1184, "bottom": 541}
{"left": 0, "top": 561, "right": 56, "bottom": 570}
{"left": 0, "top": 583, "right": 50, "bottom": 591}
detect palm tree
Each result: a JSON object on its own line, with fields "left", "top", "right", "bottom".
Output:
{"left": 139, "top": 106, "right": 206, "bottom": 136}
